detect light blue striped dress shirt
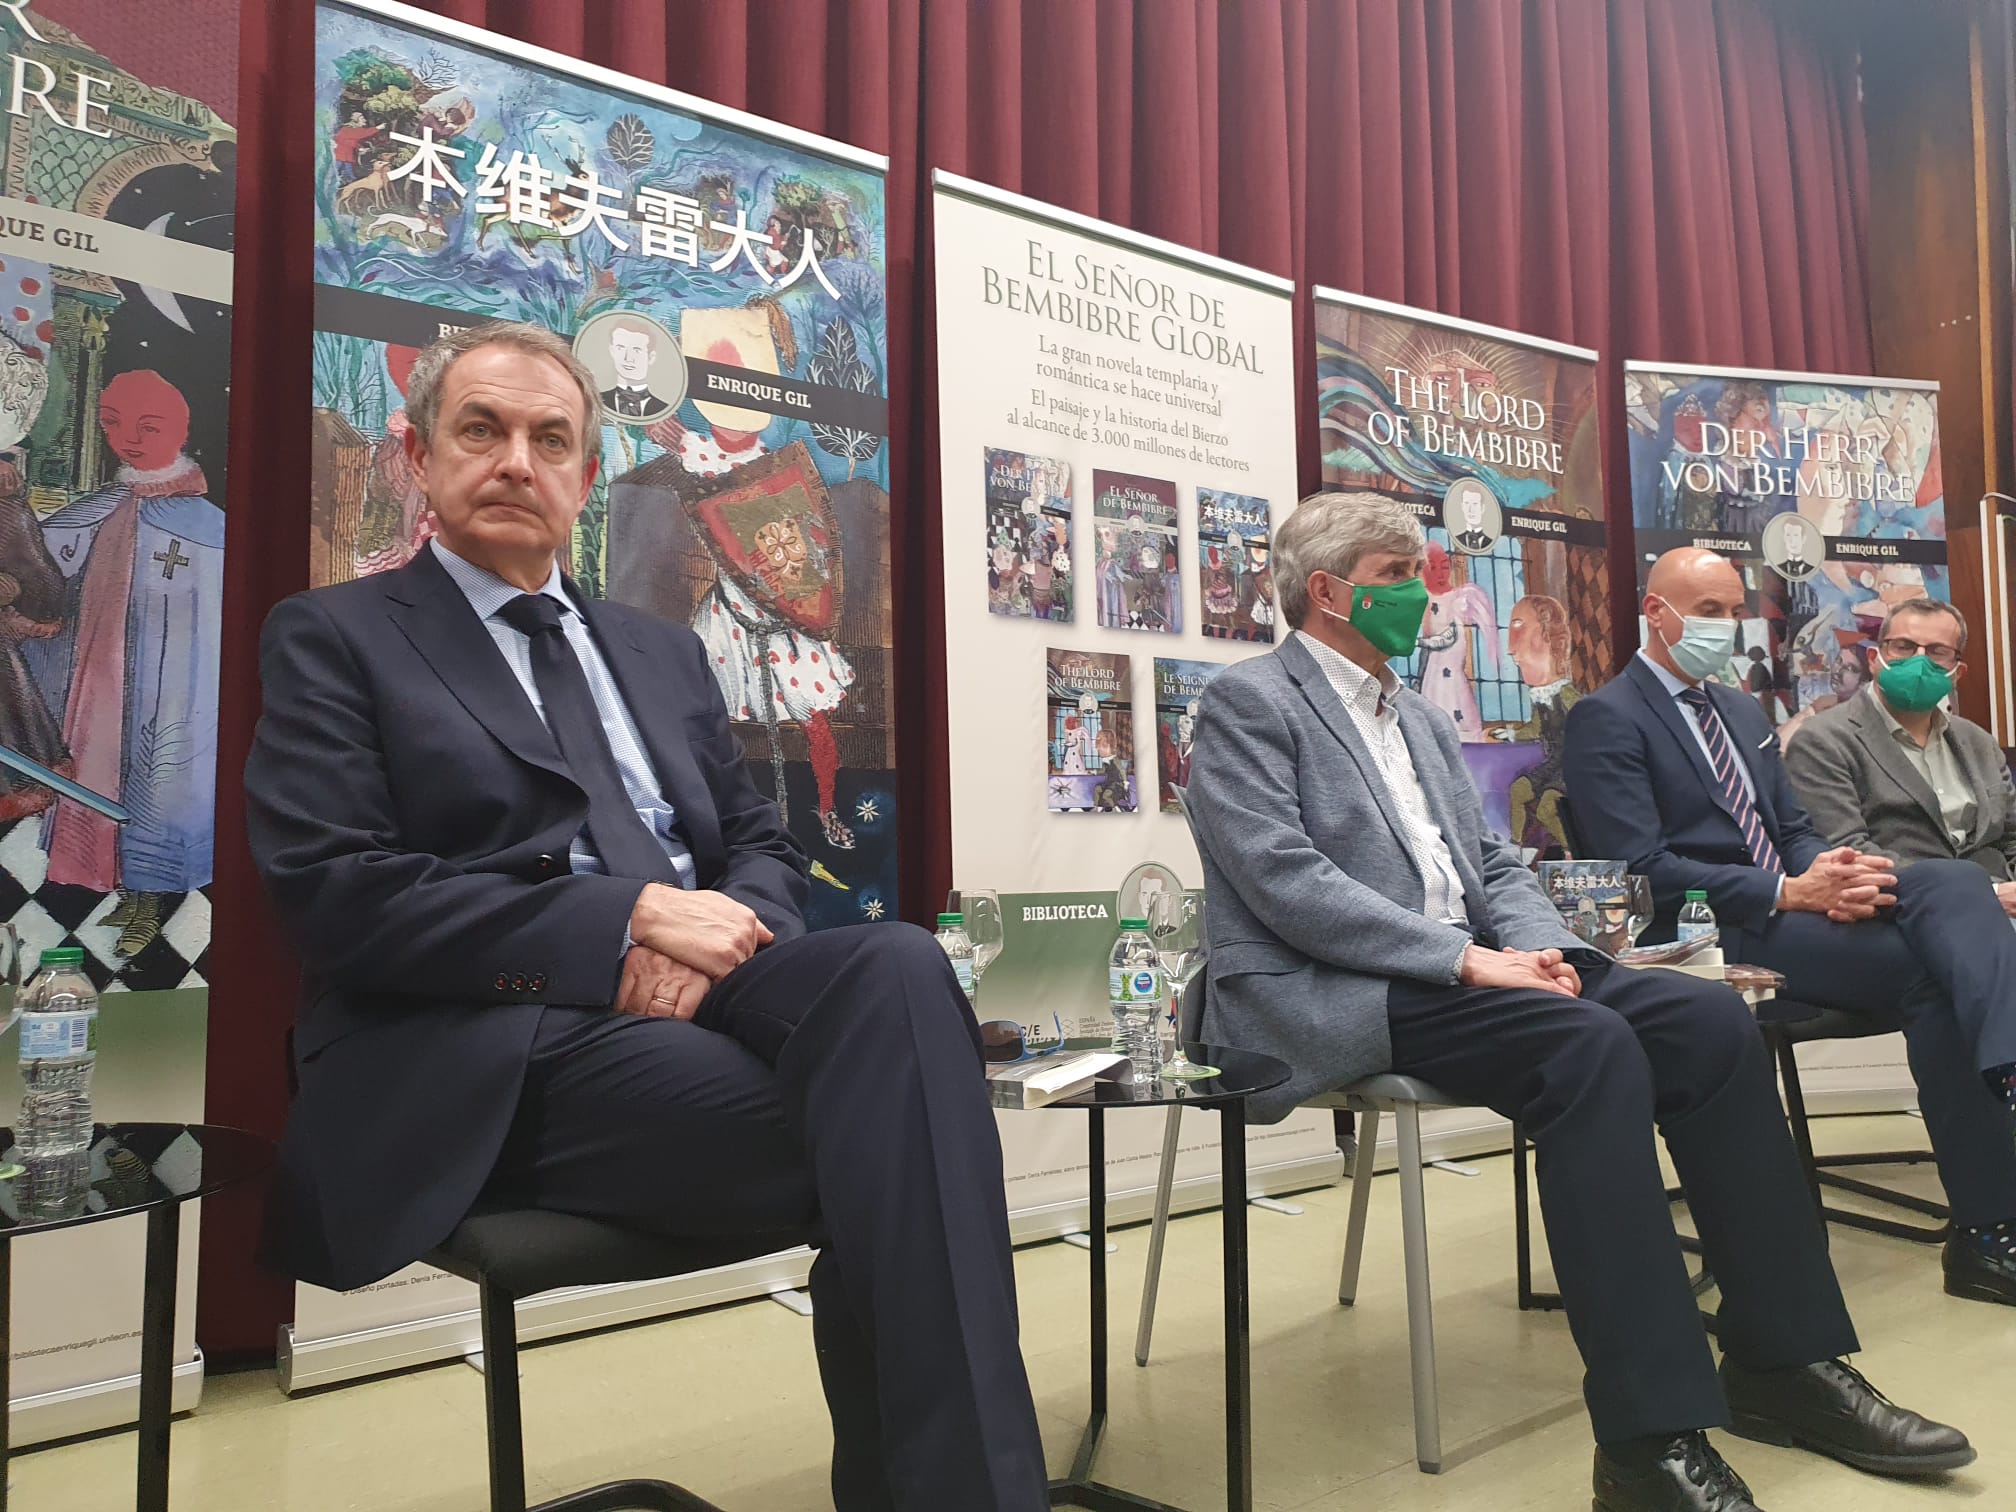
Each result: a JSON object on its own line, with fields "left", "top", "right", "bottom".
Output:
{"left": 431, "top": 539, "right": 697, "bottom": 890}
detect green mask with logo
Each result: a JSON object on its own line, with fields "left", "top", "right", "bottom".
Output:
{"left": 1322, "top": 576, "right": 1431, "bottom": 658}
{"left": 1875, "top": 652, "right": 1954, "bottom": 714}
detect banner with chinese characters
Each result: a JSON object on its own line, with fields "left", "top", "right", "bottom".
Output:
{"left": 932, "top": 174, "right": 1337, "bottom": 1223}
{"left": 1624, "top": 362, "right": 1945, "bottom": 735}
{"left": 1314, "top": 289, "right": 1607, "bottom": 859}
{"left": 0, "top": 0, "right": 234, "bottom": 1439}
{"left": 295, "top": 0, "right": 889, "bottom": 1386}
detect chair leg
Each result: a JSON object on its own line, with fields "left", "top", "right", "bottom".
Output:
{"left": 1338, "top": 1107, "right": 1380, "bottom": 1306}
{"left": 1769, "top": 1028, "right": 1825, "bottom": 1219}
{"left": 1394, "top": 1104, "right": 1441, "bottom": 1474}
{"left": 479, "top": 1278, "right": 529, "bottom": 1512}
{"left": 1134, "top": 1103, "right": 1184, "bottom": 1367}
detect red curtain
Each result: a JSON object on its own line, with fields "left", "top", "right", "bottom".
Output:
{"left": 200, "top": 0, "right": 1871, "bottom": 1355}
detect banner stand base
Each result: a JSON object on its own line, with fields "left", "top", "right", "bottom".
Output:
{"left": 6, "top": 1352, "right": 204, "bottom": 1450}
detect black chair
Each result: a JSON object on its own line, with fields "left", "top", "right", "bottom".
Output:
{"left": 427, "top": 1210, "right": 819, "bottom": 1512}
{"left": 1754, "top": 998, "right": 1950, "bottom": 1243}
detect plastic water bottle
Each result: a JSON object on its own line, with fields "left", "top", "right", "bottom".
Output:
{"left": 1677, "top": 890, "right": 1718, "bottom": 944}
{"left": 1109, "top": 918, "right": 1164, "bottom": 1082}
{"left": 936, "top": 913, "right": 976, "bottom": 1006}
{"left": 17, "top": 947, "right": 97, "bottom": 1215}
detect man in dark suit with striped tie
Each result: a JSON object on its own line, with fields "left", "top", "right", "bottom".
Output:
{"left": 245, "top": 321, "right": 1047, "bottom": 1510}
{"left": 1565, "top": 548, "right": 2016, "bottom": 1312}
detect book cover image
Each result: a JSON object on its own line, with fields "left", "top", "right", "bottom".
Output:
{"left": 1153, "top": 658, "right": 1226, "bottom": 812}
{"left": 1537, "top": 860, "right": 1631, "bottom": 951}
{"left": 1197, "top": 489, "right": 1274, "bottom": 642}
{"left": 984, "top": 447, "right": 1073, "bottom": 621}
{"left": 1091, "top": 471, "right": 1182, "bottom": 633}
{"left": 1046, "top": 648, "right": 1138, "bottom": 813}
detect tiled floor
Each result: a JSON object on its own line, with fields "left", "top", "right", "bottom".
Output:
{"left": 15, "top": 1115, "right": 2005, "bottom": 1510}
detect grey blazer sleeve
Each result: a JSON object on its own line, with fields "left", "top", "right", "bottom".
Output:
{"left": 1782, "top": 721, "right": 1878, "bottom": 854}
{"left": 1962, "top": 723, "right": 2016, "bottom": 873}
{"left": 1188, "top": 672, "right": 1473, "bottom": 983}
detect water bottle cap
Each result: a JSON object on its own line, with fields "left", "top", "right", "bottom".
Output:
{"left": 1119, "top": 917, "right": 1147, "bottom": 931}
{"left": 937, "top": 913, "right": 964, "bottom": 927}
{"left": 38, "top": 947, "right": 85, "bottom": 966}
{"left": 1684, "top": 890, "right": 1707, "bottom": 901}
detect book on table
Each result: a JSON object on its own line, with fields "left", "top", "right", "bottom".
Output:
{"left": 986, "top": 1051, "right": 1133, "bottom": 1109}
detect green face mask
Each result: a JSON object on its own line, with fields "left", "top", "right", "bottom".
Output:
{"left": 1322, "top": 576, "right": 1430, "bottom": 657}
{"left": 1875, "top": 652, "right": 1955, "bottom": 714}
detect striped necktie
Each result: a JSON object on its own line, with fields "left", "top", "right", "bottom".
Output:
{"left": 1676, "top": 686, "right": 1782, "bottom": 874}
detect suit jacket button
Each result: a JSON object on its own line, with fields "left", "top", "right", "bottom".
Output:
{"left": 493, "top": 973, "right": 509, "bottom": 990}
{"left": 536, "top": 853, "right": 557, "bottom": 875}
{"left": 531, "top": 974, "right": 547, "bottom": 992}
{"left": 512, "top": 974, "right": 528, "bottom": 991}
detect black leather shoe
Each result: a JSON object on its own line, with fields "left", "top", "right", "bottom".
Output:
{"left": 1721, "top": 1357, "right": 1974, "bottom": 1476}
{"left": 1593, "top": 1432, "right": 1761, "bottom": 1511}
{"left": 1943, "top": 1229, "right": 2016, "bottom": 1305}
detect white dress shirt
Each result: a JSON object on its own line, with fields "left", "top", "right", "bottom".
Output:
{"left": 1295, "top": 630, "right": 1469, "bottom": 926}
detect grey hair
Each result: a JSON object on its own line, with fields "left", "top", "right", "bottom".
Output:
{"left": 1879, "top": 595, "right": 1968, "bottom": 651}
{"left": 405, "top": 320, "right": 602, "bottom": 451}
{"left": 1275, "top": 489, "right": 1427, "bottom": 627}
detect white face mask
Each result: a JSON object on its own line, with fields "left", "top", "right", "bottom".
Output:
{"left": 1650, "top": 594, "right": 1738, "bottom": 681}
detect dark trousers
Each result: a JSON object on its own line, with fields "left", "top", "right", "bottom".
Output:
{"left": 1733, "top": 857, "right": 2016, "bottom": 1228}
{"left": 482, "top": 923, "right": 1048, "bottom": 1512}
{"left": 1386, "top": 962, "right": 1858, "bottom": 1445}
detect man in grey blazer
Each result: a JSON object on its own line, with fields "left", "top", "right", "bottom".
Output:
{"left": 1785, "top": 597, "right": 2016, "bottom": 884}
{"left": 1187, "top": 492, "right": 1970, "bottom": 1512}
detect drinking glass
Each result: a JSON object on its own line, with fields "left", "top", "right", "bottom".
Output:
{"left": 1623, "top": 875, "right": 1654, "bottom": 948}
{"left": 1149, "top": 888, "right": 1219, "bottom": 1079}
{"left": 964, "top": 889, "right": 1005, "bottom": 982}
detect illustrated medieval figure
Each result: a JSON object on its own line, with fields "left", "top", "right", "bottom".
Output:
{"left": 1415, "top": 541, "right": 1500, "bottom": 739}
{"left": 655, "top": 303, "right": 859, "bottom": 850}
{"left": 1496, "top": 592, "right": 1580, "bottom": 856}
{"left": 28, "top": 370, "right": 223, "bottom": 955}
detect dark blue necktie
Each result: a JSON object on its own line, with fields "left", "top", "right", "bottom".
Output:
{"left": 1676, "top": 686, "right": 1783, "bottom": 874}
{"left": 497, "top": 593, "right": 681, "bottom": 885}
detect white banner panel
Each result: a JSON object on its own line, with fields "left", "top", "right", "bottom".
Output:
{"left": 931, "top": 173, "right": 1339, "bottom": 1213}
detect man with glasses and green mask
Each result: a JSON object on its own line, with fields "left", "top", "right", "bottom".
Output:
{"left": 1187, "top": 501, "right": 1969, "bottom": 1512}
{"left": 1567, "top": 551, "right": 2016, "bottom": 1323}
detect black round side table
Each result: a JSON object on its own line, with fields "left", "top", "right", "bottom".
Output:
{"left": 0, "top": 1122, "right": 272, "bottom": 1512}
{"left": 1008, "top": 1043, "right": 1290, "bottom": 1512}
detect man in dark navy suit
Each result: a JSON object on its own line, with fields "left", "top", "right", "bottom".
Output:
{"left": 246, "top": 321, "right": 1046, "bottom": 1511}
{"left": 1565, "top": 547, "right": 2016, "bottom": 1313}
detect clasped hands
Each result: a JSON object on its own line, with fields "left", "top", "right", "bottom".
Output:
{"left": 1780, "top": 845, "right": 1897, "bottom": 923}
{"left": 613, "top": 882, "right": 773, "bottom": 1021}
{"left": 1459, "top": 943, "right": 1583, "bottom": 997}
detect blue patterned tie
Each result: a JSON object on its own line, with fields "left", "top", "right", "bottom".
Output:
{"left": 1676, "top": 686, "right": 1782, "bottom": 874}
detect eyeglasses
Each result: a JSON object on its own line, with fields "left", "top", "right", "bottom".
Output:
{"left": 979, "top": 1015, "right": 1068, "bottom": 1063}
{"left": 1878, "top": 637, "right": 1961, "bottom": 670}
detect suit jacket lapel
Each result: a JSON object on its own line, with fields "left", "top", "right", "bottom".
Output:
{"left": 1276, "top": 637, "right": 1412, "bottom": 857}
{"left": 381, "top": 548, "right": 573, "bottom": 784}
{"left": 1944, "top": 723, "right": 1993, "bottom": 850}
{"left": 1623, "top": 656, "right": 1738, "bottom": 824}
{"left": 574, "top": 593, "right": 726, "bottom": 873}
{"left": 1847, "top": 695, "right": 1951, "bottom": 845}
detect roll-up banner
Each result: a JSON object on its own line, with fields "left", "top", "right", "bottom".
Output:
{"left": 288, "top": 0, "right": 892, "bottom": 1392}
{"left": 932, "top": 172, "right": 1340, "bottom": 1224}
{"left": 1312, "top": 289, "right": 1605, "bottom": 1154}
{"left": 0, "top": 0, "right": 236, "bottom": 1442}
{"left": 1626, "top": 361, "right": 1945, "bottom": 1110}
{"left": 1314, "top": 289, "right": 1608, "bottom": 858}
